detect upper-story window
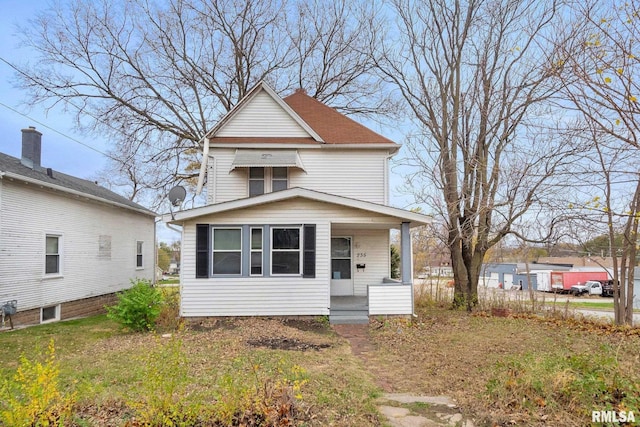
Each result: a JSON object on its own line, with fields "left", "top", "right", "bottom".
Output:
{"left": 249, "top": 167, "right": 288, "bottom": 197}
{"left": 249, "top": 168, "right": 265, "bottom": 196}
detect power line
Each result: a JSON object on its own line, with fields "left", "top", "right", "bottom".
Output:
{"left": 0, "top": 101, "right": 121, "bottom": 163}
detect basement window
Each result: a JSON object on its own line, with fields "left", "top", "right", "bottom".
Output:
{"left": 41, "top": 305, "right": 60, "bottom": 323}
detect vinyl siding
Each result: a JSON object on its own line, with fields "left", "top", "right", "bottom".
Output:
{"left": 207, "top": 148, "right": 388, "bottom": 204}
{"left": 180, "top": 199, "right": 401, "bottom": 317}
{"left": 0, "top": 179, "right": 155, "bottom": 314}
{"left": 368, "top": 284, "right": 413, "bottom": 315}
{"left": 216, "top": 91, "right": 311, "bottom": 138}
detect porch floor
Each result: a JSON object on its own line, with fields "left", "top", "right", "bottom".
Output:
{"left": 329, "top": 296, "right": 368, "bottom": 324}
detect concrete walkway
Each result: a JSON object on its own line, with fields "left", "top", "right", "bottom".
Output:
{"left": 332, "top": 324, "right": 475, "bottom": 427}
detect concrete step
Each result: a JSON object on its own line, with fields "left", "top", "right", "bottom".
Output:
{"left": 329, "top": 315, "right": 369, "bottom": 325}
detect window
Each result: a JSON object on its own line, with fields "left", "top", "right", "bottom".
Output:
{"left": 249, "top": 167, "right": 288, "bottom": 196}
{"left": 272, "top": 167, "right": 288, "bottom": 192}
{"left": 136, "top": 241, "right": 144, "bottom": 268}
{"left": 271, "top": 227, "right": 301, "bottom": 275}
{"left": 212, "top": 228, "right": 242, "bottom": 275}
{"left": 249, "top": 167, "right": 265, "bottom": 196}
{"left": 41, "top": 305, "right": 59, "bottom": 323}
{"left": 45, "top": 235, "right": 61, "bottom": 275}
{"left": 250, "top": 227, "right": 263, "bottom": 276}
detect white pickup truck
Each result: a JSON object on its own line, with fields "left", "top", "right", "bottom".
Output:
{"left": 570, "top": 280, "right": 603, "bottom": 296}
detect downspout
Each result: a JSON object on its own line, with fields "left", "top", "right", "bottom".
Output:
{"left": 195, "top": 134, "right": 210, "bottom": 195}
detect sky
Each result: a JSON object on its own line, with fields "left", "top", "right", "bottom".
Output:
{"left": 0, "top": 1, "right": 414, "bottom": 243}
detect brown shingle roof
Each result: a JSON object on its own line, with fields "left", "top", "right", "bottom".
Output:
{"left": 283, "top": 90, "right": 396, "bottom": 145}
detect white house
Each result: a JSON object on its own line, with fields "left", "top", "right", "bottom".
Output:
{"left": 166, "top": 82, "right": 430, "bottom": 323}
{"left": 0, "top": 127, "right": 156, "bottom": 327}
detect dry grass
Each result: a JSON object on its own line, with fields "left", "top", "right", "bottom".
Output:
{"left": 366, "top": 304, "right": 640, "bottom": 426}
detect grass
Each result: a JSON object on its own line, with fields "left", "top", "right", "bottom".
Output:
{"left": 2, "top": 286, "right": 639, "bottom": 426}
{"left": 0, "top": 316, "right": 381, "bottom": 426}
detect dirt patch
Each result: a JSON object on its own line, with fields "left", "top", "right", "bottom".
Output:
{"left": 187, "top": 318, "right": 238, "bottom": 331}
{"left": 281, "top": 318, "right": 331, "bottom": 334}
{"left": 247, "top": 337, "right": 331, "bottom": 351}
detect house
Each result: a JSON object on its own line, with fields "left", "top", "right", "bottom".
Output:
{"left": 0, "top": 127, "right": 156, "bottom": 327}
{"left": 165, "top": 82, "right": 430, "bottom": 323}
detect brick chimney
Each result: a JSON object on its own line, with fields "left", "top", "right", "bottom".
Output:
{"left": 21, "top": 126, "right": 42, "bottom": 169}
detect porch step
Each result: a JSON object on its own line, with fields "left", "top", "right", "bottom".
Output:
{"left": 329, "top": 309, "right": 369, "bottom": 325}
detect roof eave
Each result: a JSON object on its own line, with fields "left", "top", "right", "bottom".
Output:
{"left": 164, "top": 188, "right": 430, "bottom": 226}
{"left": 0, "top": 171, "right": 157, "bottom": 217}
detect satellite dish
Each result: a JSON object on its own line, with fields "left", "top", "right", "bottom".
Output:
{"left": 168, "top": 185, "right": 187, "bottom": 207}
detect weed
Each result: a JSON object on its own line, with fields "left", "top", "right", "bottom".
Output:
{"left": 155, "top": 286, "right": 183, "bottom": 332}
{"left": 106, "top": 279, "right": 163, "bottom": 332}
{"left": 486, "top": 345, "right": 640, "bottom": 422}
{"left": 129, "top": 335, "right": 198, "bottom": 426}
{"left": 0, "top": 340, "right": 75, "bottom": 427}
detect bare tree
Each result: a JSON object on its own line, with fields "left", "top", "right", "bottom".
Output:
{"left": 10, "top": 0, "right": 385, "bottom": 208}
{"left": 557, "top": 0, "right": 640, "bottom": 324}
{"left": 376, "top": 0, "right": 578, "bottom": 309}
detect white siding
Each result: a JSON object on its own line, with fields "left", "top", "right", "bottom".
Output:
{"left": 0, "top": 180, "right": 155, "bottom": 313}
{"left": 291, "top": 150, "right": 386, "bottom": 204}
{"left": 208, "top": 148, "right": 388, "bottom": 204}
{"left": 181, "top": 199, "right": 402, "bottom": 317}
{"left": 217, "top": 91, "right": 311, "bottom": 138}
{"left": 368, "top": 284, "right": 413, "bottom": 315}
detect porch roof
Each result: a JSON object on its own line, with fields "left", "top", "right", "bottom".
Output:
{"left": 164, "top": 187, "right": 431, "bottom": 228}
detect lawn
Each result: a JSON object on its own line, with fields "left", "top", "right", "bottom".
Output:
{"left": 0, "top": 316, "right": 381, "bottom": 426}
{"left": 1, "top": 302, "right": 639, "bottom": 426}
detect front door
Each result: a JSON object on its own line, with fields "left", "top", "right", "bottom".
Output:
{"left": 330, "top": 237, "right": 353, "bottom": 296}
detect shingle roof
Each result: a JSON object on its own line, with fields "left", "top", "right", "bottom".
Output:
{"left": 0, "top": 151, "right": 156, "bottom": 216}
{"left": 283, "top": 90, "right": 396, "bottom": 145}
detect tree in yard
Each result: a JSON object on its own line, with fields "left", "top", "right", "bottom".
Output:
{"left": 556, "top": 0, "right": 640, "bottom": 325}
{"left": 10, "top": 0, "right": 386, "bottom": 207}
{"left": 376, "top": 0, "right": 578, "bottom": 310}
{"left": 158, "top": 242, "right": 172, "bottom": 272}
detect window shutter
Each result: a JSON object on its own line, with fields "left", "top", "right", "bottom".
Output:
{"left": 196, "top": 224, "right": 210, "bottom": 278}
{"left": 303, "top": 224, "right": 316, "bottom": 278}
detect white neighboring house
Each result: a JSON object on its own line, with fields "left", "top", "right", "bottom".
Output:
{"left": 165, "top": 82, "right": 430, "bottom": 323}
{"left": 0, "top": 127, "right": 156, "bottom": 327}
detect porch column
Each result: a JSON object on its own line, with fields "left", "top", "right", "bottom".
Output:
{"left": 401, "top": 222, "right": 412, "bottom": 285}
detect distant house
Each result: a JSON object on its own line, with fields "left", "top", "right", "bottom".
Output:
{"left": 0, "top": 127, "right": 156, "bottom": 327}
{"left": 480, "top": 263, "right": 573, "bottom": 290}
{"left": 165, "top": 82, "right": 430, "bottom": 323}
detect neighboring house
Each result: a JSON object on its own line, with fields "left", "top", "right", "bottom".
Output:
{"left": 0, "top": 127, "right": 156, "bottom": 327}
{"left": 165, "top": 82, "right": 430, "bottom": 323}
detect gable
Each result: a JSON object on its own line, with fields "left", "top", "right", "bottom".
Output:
{"left": 216, "top": 90, "right": 313, "bottom": 138}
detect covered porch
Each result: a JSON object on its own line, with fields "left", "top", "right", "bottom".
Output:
{"left": 329, "top": 221, "right": 415, "bottom": 324}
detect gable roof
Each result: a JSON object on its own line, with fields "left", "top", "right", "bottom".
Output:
{"left": 165, "top": 187, "right": 430, "bottom": 228}
{"left": 0, "top": 152, "right": 156, "bottom": 217}
{"left": 282, "top": 90, "right": 396, "bottom": 145}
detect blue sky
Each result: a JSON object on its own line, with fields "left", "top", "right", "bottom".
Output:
{"left": 0, "top": 1, "right": 110, "bottom": 179}
{"left": 0, "top": 1, "right": 413, "bottom": 240}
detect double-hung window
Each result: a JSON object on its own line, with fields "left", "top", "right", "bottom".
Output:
{"left": 250, "top": 227, "right": 263, "bottom": 276}
{"left": 45, "top": 235, "right": 61, "bottom": 275}
{"left": 212, "top": 227, "right": 242, "bottom": 275}
{"left": 272, "top": 167, "right": 288, "bottom": 192}
{"left": 271, "top": 227, "right": 301, "bottom": 275}
{"left": 249, "top": 168, "right": 265, "bottom": 197}
{"left": 136, "top": 241, "right": 144, "bottom": 268}
{"left": 249, "top": 167, "right": 288, "bottom": 196}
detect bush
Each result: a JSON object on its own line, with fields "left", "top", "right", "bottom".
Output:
{"left": 106, "top": 279, "right": 163, "bottom": 332}
{"left": 0, "top": 340, "right": 75, "bottom": 426}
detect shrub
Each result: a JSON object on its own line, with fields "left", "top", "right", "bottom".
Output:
{"left": 0, "top": 340, "right": 75, "bottom": 426}
{"left": 106, "top": 279, "right": 163, "bottom": 332}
